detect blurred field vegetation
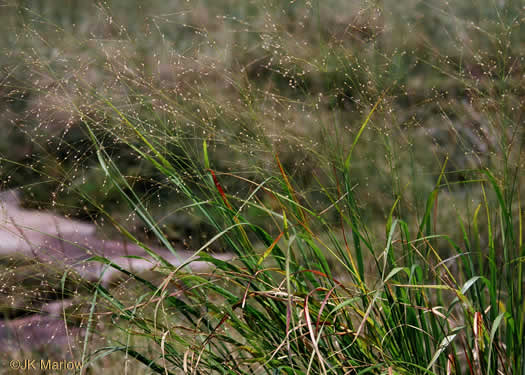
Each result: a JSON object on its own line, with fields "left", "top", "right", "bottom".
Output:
{"left": 1, "top": 0, "right": 522, "bottom": 245}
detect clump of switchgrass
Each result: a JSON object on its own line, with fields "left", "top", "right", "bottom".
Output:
{"left": 83, "top": 101, "right": 523, "bottom": 374}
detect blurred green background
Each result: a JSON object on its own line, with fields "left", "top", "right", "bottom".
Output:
{"left": 0, "top": 0, "right": 523, "bottom": 248}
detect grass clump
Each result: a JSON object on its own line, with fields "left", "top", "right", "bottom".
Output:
{"left": 0, "top": 0, "right": 523, "bottom": 373}
{"left": 84, "top": 104, "right": 523, "bottom": 374}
